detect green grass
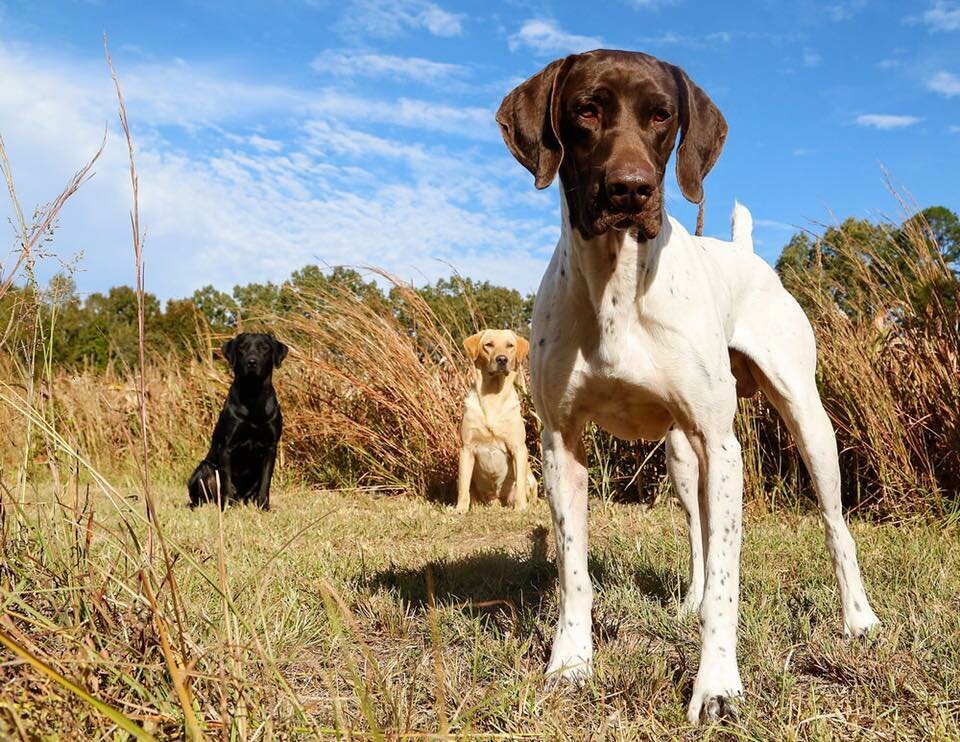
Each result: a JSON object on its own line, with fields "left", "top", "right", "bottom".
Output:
{"left": 3, "top": 485, "right": 959, "bottom": 739}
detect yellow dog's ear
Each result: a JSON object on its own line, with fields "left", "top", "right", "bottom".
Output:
{"left": 516, "top": 335, "right": 530, "bottom": 365}
{"left": 463, "top": 331, "right": 484, "bottom": 362}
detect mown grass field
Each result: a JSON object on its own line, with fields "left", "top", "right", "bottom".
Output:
{"left": 3, "top": 484, "right": 958, "bottom": 739}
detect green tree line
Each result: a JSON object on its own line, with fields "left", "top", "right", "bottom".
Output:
{"left": 2, "top": 205, "right": 955, "bottom": 372}
{"left": 0, "top": 266, "right": 534, "bottom": 371}
{"left": 776, "top": 205, "right": 959, "bottom": 317}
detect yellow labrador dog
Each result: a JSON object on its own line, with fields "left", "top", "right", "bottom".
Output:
{"left": 456, "top": 329, "right": 537, "bottom": 513}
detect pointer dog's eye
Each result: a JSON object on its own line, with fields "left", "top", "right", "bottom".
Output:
{"left": 576, "top": 103, "right": 599, "bottom": 120}
{"left": 651, "top": 108, "right": 671, "bottom": 124}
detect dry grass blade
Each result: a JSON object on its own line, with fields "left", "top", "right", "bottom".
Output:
{"left": 317, "top": 576, "right": 387, "bottom": 739}
{"left": 0, "top": 132, "right": 105, "bottom": 302}
{"left": 103, "top": 33, "right": 156, "bottom": 560}
{"left": 139, "top": 571, "right": 204, "bottom": 740}
{"left": 0, "top": 625, "right": 157, "bottom": 741}
{"left": 425, "top": 566, "right": 449, "bottom": 736}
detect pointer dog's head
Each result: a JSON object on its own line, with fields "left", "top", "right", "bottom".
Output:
{"left": 497, "top": 49, "right": 726, "bottom": 240}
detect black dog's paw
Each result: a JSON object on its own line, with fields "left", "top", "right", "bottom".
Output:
{"left": 187, "top": 461, "right": 220, "bottom": 508}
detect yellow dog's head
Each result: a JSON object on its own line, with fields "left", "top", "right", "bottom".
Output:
{"left": 463, "top": 329, "right": 530, "bottom": 377}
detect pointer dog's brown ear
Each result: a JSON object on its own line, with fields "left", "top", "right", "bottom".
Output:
{"left": 496, "top": 55, "right": 577, "bottom": 189}
{"left": 671, "top": 65, "right": 727, "bottom": 205}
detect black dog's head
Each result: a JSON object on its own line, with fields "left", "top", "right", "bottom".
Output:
{"left": 497, "top": 49, "right": 727, "bottom": 241}
{"left": 221, "top": 333, "right": 288, "bottom": 381}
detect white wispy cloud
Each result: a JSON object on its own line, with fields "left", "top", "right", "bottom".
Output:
{"left": 310, "top": 50, "right": 466, "bottom": 85}
{"left": 628, "top": 0, "right": 680, "bottom": 8}
{"left": 636, "top": 29, "right": 794, "bottom": 48}
{"left": 855, "top": 113, "right": 922, "bottom": 129}
{"left": 639, "top": 30, "right": 731, "bottom": 46}
{"left": 0, "top": 42, "right": 554, "bottom": 301}
{"left": 826, "top": 0, "right": 868, "bottom": 21}
{"left": 308, "top": 89, "right": 495, "bottom": 140}
{"left": 877, "top": 58, "right": 902, "bottom": 69}
{"left": 122, "top": 60, "right": 308, "bottom": 127}
{"left": 927, "top": 70, "right": 960, "bottom": 97}
{"left": 754, "top": 218, "right": 796, "bottom": 230}
{"left": 802, "top": 49, "right": 822, "bottom": 67}
{"left": 507, "top": 23, "right": 783, "bottom": 56}
{"left": 508, "top": 19, "right": 603, "bottom": 55}
{"left": 338, "top": 0, "right": 464, "bottom": 39}
{"left": 922, "top": 1, "right": 960, "bottom": 31}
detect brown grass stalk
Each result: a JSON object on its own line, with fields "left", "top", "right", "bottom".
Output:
{"left": 0, "top": 623, "right": 157, "bottom": 740}
{"left": 0, "top": 133, "right": 105, "bottom": 303}
{"left": 139, "top": 571, "right": 203, "bottom": 739}
{"left": 425, "top": 566, "right": 449, "bottom": 736}
{"left": 104, "top": 35, "right": 156, "bottom": 560}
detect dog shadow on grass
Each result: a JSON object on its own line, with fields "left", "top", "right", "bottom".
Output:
{"left": 368, "top": 525, "right": 679, "bottom": 642}
{"left": 370, "top": 526, "right": 554, "bottom": 611}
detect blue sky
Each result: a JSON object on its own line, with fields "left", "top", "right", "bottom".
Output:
{"left": 0, "top": 0, "right": 957, "bottom": 300}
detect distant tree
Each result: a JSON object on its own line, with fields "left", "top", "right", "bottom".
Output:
{"left": 776, "top": 206, "right": 960, "bottom": 320}
{"left": 47, "top": 286, "right": 161, "bottom": 368}
{"left": 191, "top": 285, "right": 237, "bottom": 332}
{"left": 233, "top": 281, "right": 281, "bottom": 322}
{"left": 775, "top": 232, "right": 815, "bottom": 280}
{"left": 282, "top": 265, "right": 387, "bottom": 313}
{"left": 898, "top": 206, "right": 960, "bottom": 268}
{"left": 890, "top": 206, "right": 960, "bottom": 315}
{"left": 0, "top": 285, "right": 35, "bottom": 350}
{"left": 394, "top": 277, "right": 534, "bottom": 346}
{"left": 777, "top": 217, "right": 893, "bottom": 316}
{"left": 152, "top": 298, "right": 204, "bottom": 355}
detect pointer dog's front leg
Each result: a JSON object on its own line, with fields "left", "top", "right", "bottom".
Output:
{"left": 543, "top": 425, "right": 592, "bottom": 681}
{"left": 667, "top": 427, "right": 704, "bottom": 616}
{"left": 686, "top": 423, "right": 745, "bottom": 725}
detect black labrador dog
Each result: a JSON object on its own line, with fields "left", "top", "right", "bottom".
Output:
{"left": 188, "top": 333, "right": 288, "bottom": 510}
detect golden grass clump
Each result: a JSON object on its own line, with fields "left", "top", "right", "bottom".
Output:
{"left": 272, "top": 273, "right": 472, "bottom": 499}
{"left": 776, "top": 192, "right": 960, "bottom": 515}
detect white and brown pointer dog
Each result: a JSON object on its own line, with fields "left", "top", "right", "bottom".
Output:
{"left": 497, "top": 49, "right": 880, "bottom": 724}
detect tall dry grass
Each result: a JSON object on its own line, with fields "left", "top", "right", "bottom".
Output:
{"left": 778, "top": 191, "right": 959, "bottom": 515}
{"left": 276, "top": 274, "right": 472, "bottom": 499}
{"left": 3, "top": 195, "right": 957, "bottom": 516}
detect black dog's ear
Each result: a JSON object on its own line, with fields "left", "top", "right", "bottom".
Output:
{"left": 671, "top": 65, "right": 727, "bottom": 205}
{"left": 496, "top": 55, "right": 577, "bottom": 189}
{"left": 221, "top": 338, "right": 237, "bottom": 366}
{"left": 272, "top": 336, "right": 289, "bottom": 368}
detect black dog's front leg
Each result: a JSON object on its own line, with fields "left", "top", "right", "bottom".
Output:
{"left": 254, "top": 447, "right": 277, "bottom": 511}
{"left": 218, "top": 456, "right": 237, "bottom": 510}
